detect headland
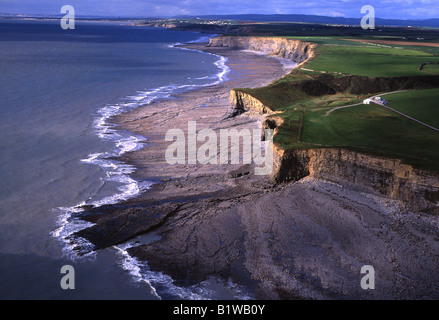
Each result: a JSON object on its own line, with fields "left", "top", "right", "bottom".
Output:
{"left": 70, "top": 34, "right": 439, "bottom": 299}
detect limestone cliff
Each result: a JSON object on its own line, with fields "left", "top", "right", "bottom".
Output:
{"left": 229, "top": 89, "right": 439, "bottom": 213}
{"left": 208, "top": 36, "right": 316, "bottom": 66}
{"left": 272, "top": 146, "right": 439, "bottom": 214}
{"left": 229, "top": 89, "right": 273, "bottom": 115}
{"left": 218, "top": 35, "right": 439, "bottom": 213}
{"left": 220, "top": 36, "right": 317, "bottom": 115}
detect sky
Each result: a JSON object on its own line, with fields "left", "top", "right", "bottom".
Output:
{"left": 1, "top": 0, "right": 439, "bottom": 20}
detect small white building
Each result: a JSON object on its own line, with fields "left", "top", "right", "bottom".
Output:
{"left": 374, "top": 96, "right": 382, "bottom": 101}
{"left": 363, "top": 98, "right": 372, "bottom": 105}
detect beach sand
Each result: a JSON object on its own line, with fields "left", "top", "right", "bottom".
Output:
{"left": 72, "top": 42, "right": 439, "bottom": 299}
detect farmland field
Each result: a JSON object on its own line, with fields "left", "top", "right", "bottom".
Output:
{"left": 272, "top": 101, "right": 439, "bottom": 171}
{"left": 304, "top": 44, "right": 439, "bottom": 77}
{"left": 383, "top": 88, "right": 439, "bottom": 128}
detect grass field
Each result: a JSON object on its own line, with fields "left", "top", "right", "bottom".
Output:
{"left": 383, "top": 88, "right": 439, "bottom": 128}
{"left": 267, "top": 87, "right": 439, "bottom": 171}
{"left": 383, "top": 45, "right": 439, "bottom": 56}
{"left": 304, "top": 45, "right": 439, "bottom": 77}
{"left": 286, "top": 36, "right": 370, "bottom": 46}
{"left": 307, "top": 54, "right": 439, "bottom": 77}
{"left": 270, "top": 92, "right": 364, "bottom": 148}
{"left": 272, "top": 99, "right": 439, "bottom": 171}
{"left": 317, "top": 45, "right": 433, "bottom": 56}
{"left": 301, "top": 103, "right": 439, "bottom": 170}
{"left": 420, "top": 63, "right": 439, "bottom": 74}
{"left": 287, "top": 36, "right": 439, "bottom": 77}
{"left": 244, "top": 35, "right": 439, "bottom": 171}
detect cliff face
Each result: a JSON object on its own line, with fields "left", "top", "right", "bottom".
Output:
{"left": 208, "top": 36, "right": 316, "bottom": 66}
{"left": 272, "top": 146, "right": 439, "bottom": 214}
{"left": 229, "top": 89, "right": 273, "bottom": 115}
{"left": 220, "top": 36, "right": 315, "bottom": 115}
{"left": 220, "top": 35, "right": 439, "bottom": 213}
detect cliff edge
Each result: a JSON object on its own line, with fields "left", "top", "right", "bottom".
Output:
{"left": 213, "top": 35, "right": 439, "bottom": 214}
{"left": 208, "top": 35, "right": 316, "bottom": 66}
{"left": 272, "top": 146, "right": 439, "bottom": 214}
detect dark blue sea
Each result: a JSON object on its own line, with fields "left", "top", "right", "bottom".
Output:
{"left": 0, "top": 19, "right": 250, "bottom": 299}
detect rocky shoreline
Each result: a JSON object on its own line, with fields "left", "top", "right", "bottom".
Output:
{"left": 70, "top": 41, "right": 439, "bottom": 299}
{"left": 69, "top": 43, "right": 292, "bottom": 290}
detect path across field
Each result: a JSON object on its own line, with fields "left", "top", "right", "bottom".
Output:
{"left": 325, "top": 90, "right": 439, "bottom": 133}
{"left": 324, "top": 90, "right": 407, "bottom": 116}
{"left": 374, "top": 100, "right": 439, "bottom": 133}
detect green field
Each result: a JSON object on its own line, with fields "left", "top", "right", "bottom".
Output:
{"left": 232, "top": 29, "right": 439, "bottom": 171}
{"left": 270, "top": 93, "right": 439, "bottom": 171}
{"left": 304, "top": 44, "right": 439, "bottom": 77}
{"left": 301, "top": 103, "right": 439, "bottom": 170}
{"left": 264, "top": 85, "right": 439, "bottom": 171}
{"left": 420, "top": 63, "right": 439, "bottom": 74}
{"left": 287, "top": 36, "right": 439, "bottom": 77}
{"left": 269, "top": 91, "right": 367, "bottom": 148}
{"left": 287, "top": 36, "right": 370, "bottom": 46}
{"left": 317, "top": 45, "right": 432, "bottom": 57}
{"left": 240, "top": 34, "right": 439, "bottom": 171}
{"left": 384, "top": 89, "right": 439, "bottom": 128}
{"left": 290, "top": 36, "right": 439, "bottom": 54}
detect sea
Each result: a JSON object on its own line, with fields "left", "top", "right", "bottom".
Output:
{"left": 0, "top": 19, "right": 251, "bottom": 300}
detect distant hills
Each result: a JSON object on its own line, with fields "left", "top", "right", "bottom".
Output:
{"left": 2, "top": 12, "right": 439, "bottom": 28}
{"left": 175, "top": 14, "right": 439, "bottom": 28}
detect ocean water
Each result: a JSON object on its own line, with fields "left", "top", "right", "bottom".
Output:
{"left": 0, "top": 19, "right": 249, "bottom": 299}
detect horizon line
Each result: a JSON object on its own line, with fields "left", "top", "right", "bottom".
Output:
{"left": 1, "top": 12, "right": 439, "bottom": 22}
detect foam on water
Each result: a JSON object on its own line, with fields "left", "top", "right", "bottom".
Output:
{"left": 169, "top": 40, "right": 231, "bottom": 85}
{"left": 51, "top": 98, "right": 150, "bottom": 260}
{"left": 51, "top": 36, "right": 242, "bottom": 298}
{"left": 114, "top": 241, "right": 254, "bottom": 300}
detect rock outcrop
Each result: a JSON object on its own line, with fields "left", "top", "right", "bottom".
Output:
{"left": 271, "top": 146, "right": 439, "bottom": 214}
{"left": 229, "top": 89, "right": 273, "bottom": 115}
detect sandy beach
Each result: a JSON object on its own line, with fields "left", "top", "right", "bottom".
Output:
{"left": 72, "top": 42, "right": 439, "bottom": 299}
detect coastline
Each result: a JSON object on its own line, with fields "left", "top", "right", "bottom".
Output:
{"left": 71, "top": 40, "right": 439, "bottom": 299}
{"left": 112, "top": 43, "right": 291, "bottom": 182}
{"left": 70, "top": 42, "right": 292, "bottom": 296}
